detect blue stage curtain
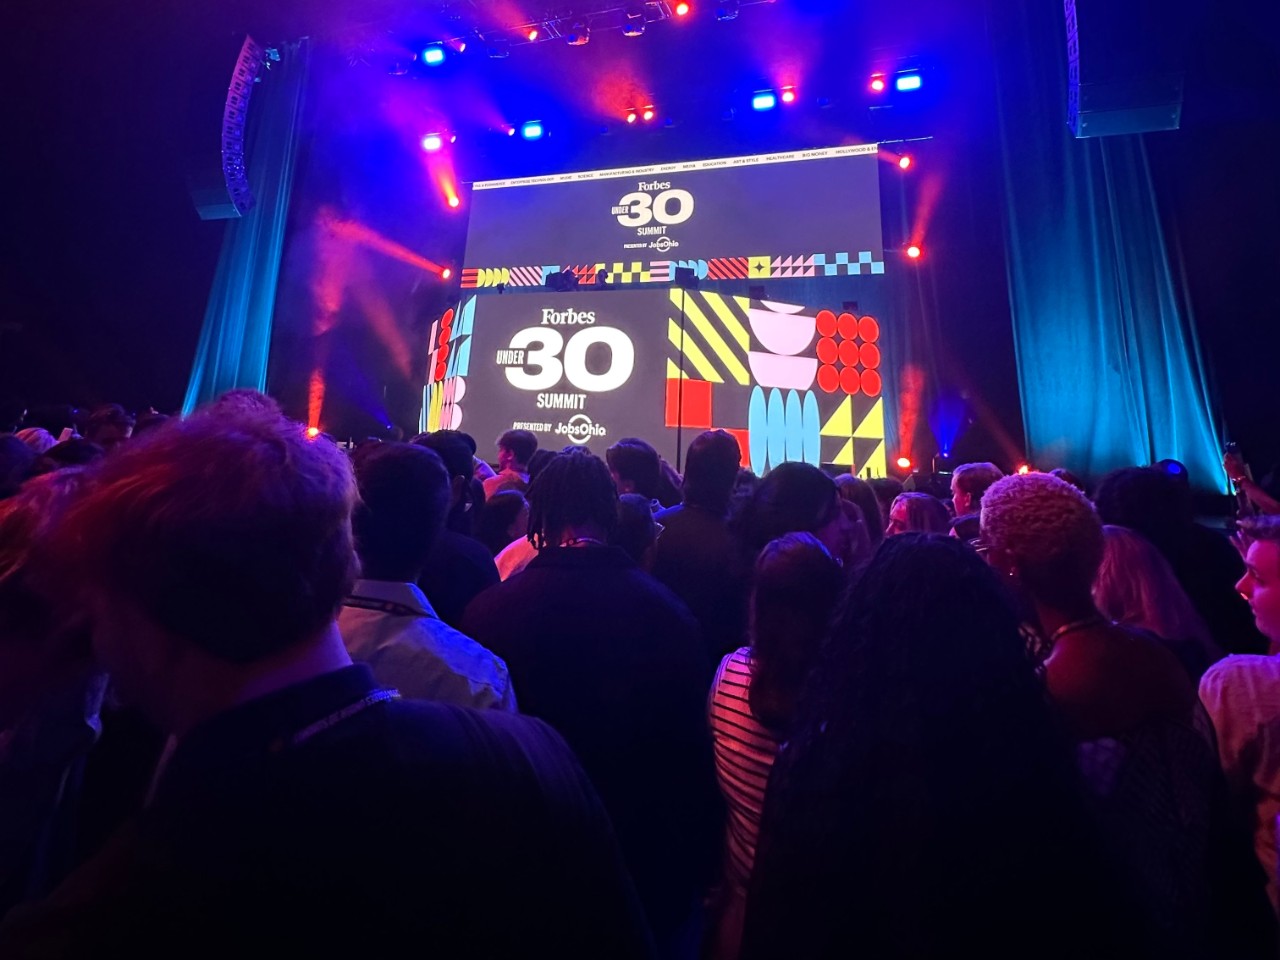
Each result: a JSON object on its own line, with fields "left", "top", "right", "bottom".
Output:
{"left": 182, "top": 40, "right": 311, "bottom": 414}
{"left": 991, "top": 2, "right": 1225, "bottom": 490}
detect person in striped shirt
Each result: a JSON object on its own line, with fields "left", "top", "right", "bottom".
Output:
{"left": 705, "top": 533, "right": 843, "bottom": 960}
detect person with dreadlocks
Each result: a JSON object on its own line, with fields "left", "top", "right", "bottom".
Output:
{"left": 462, "top": 448, "right": 720, "bottom": 959}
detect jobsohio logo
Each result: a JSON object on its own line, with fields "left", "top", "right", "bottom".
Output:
{"left": 555, "top": 414, "right": 607, "bottom": 444}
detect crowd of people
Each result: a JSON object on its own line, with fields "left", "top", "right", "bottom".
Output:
{"left": 1, "top": 395, "right": 1279, "bottom": 957}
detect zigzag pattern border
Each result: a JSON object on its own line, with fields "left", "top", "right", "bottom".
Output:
{"left": 460, "top": 251, "right": 886, "bottom": 287}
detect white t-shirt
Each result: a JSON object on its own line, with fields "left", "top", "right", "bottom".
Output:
{"left": 1200, "top": 654, "right": 1280, "bottom": 908}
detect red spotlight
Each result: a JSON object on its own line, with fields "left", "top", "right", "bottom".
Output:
{"left": 675, "top": 1, "right": 691, "bottom": 15}
{"left": 441, "top": 267, "right": 453, "bottom": 280}
{"left": 306, "top": 426, "right": 321, "bottom": 440}
{"left": 626, "top": 110, "right": 638, "bottom": 124}
{"left": 642, "top": 106, "right": 655, "bottom": 121}
{"left": 870, "top": 74, "right": 887, "bottom": 93}
{"left": 1016, "top": 463, "right": 1032, "bottom": 475}
{"left": 896, "top": 456, "right": 912, "bottom": 471}
{"left": 780, "top": 86, "right": 797, "bottom": 104}
{"left": 448, "top": 196, "right": 460, "bottom": 208}
{"left": 906, "top": 244, "right": 922, "bottom": 260}
{"left": 898, "top": 155, "right": 912, "bottom": 170}
{"left": 526, "top": 26, "right": 539, "bottom": 41}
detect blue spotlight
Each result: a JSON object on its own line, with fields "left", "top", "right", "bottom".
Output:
{"left": 751, "top": 90, "right": 777, "bottom": 111}
{"left": 422, "top": 44, "right": 446, "bottom": 66}
{"left": 520, "top": 120, "right": 544, "bottom": 140}
{"left": 895, "top": 71, "right": 922, "bottom": 92}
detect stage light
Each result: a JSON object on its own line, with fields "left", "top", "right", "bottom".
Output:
{"left": 442, "top": 267, "right": 453, "bottom": 280}
{"left": 896, "top": 456, "right": 913, "bottom": 471}
{"left": 421, "top": 134, "right": 444, "bottom": 152}
{"left": 869, "top": 74, "right": 887, "bottom": 93}
{"left": 642, "top": 106, "right": 655, "bottom": 121}
{"left": 675, "top": 2, "right": 691, "bottom": 16}
{"left": 1016, "top": 463, "right": 1032, "bottom": 475}
{"left": 898, "top": 155, "right": 912, "bottom": 170}
{"left": 780, "top": 86, "right": 797, "bottom": 104}
{"left": 716, "top": 0, "right": 739, "bottom": 19}
{"left": 506, "top": 125, "right": 516, "bottom": 136}
{"left": 895, "top": 71, "right": 923, "bottom": 92}
{"left": 448, "top": 196, "right": 460, "bottom": 208}
{"left": 626, "top": 109, "right": 638, "bottom": 124}
{"left": 520, "top": 120, "right": 544, "bottom": 140}
{"left": 455, "top": 40, "right": 467, "bottom": 53}
{"left": 623, "top": 19, "right": 645, "bottom": 36}
{"left": 565, "top": 21, "right": 590, "bottom": 45}
{"left": 752, "top": 90, "right": 777, "bottom": 111}
{"left": 526, "top": 26, "right": 540, "bottom": 41}
{"left": 306, "top": 427, "right": 321, "bottom": 439}
{"left": 422, "top": 44, "right": 446, "bottom": 66}
{"left": 906, "top": 244, "right": 922, "bottom": 259}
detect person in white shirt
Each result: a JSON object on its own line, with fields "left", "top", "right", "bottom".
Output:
{"left": 340, "top": 443, "right": 515, "bottom": 710}
{"left": 1200, "top": 514, "right": 1280, "bottom": 909}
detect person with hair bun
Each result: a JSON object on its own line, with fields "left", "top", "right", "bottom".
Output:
{"left": 981, "top": 473, "right": 1273, "bottom": 955}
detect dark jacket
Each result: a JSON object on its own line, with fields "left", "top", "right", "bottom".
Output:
{"left": 0, "top": 666, "right": 653, "bottom": 958}
{"left": 462, "top": 545, "right": 721, "bottom": 950}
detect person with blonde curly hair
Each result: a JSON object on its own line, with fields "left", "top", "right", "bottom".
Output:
{"left": 980, "top": 473, "right": 1274, "bottom": 955}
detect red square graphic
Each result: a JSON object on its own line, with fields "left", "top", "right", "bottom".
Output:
{"left": 665, "top": 378, "right": 713, "bottom": 429}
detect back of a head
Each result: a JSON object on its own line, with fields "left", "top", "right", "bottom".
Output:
{"left": 867, "top": 476, "right": 903, "bottom": 518}
{"left": 0, "top": 469, "right": 89, "bottom": 638}
{"left": 1094, "top": 525, "right": 1214, "bottom": 651}
{"left": 835, "top": 475, "right": 883, "bottom": 545}
{"left": 84, "top": 404, "right": 135, "bottom": 451}
{"left": 981, "top": 473, "right": 1104, "bottom": 611}
{"left": 498, "top": 429, "right": 538, "bottom": 467}
{"left": 1049, "top": 467, "right": 1086, "bottom": 493}
{"left": 132, "top": 412, "right": 170, "bottom": 438}
{"left": 526, "top": 448, "right": 556, "bottom": 483}
{"left": 748, "top": 533, "right": 844, "bottom": 733}
{"left": 1094, "top": 466, "right": 1193, "bottom": 545}
{"left": 749, "top": 533, "right": 1104, "bottom": 953}
{"left": 475, "top": 490, "right": 528, "bottom": 556}
{"left": 605, "top": 438, "right": 661, "bottom": 500}
{"left": 952, "top": 462, "right": 1004, "bottom": 511}
{"left": 741, "top": 462, "right": 838, "bottom": 551}
{"left": 413, "top": 430, "right": 473, "bottom": 481}
{"left": 352, "top": 443, "right": 451, "bottom": 582}
{"left": 889, "top": 492, "right": 952, "bottom": 534}
{"left": 0, "top": 435, "right": 36, "bottom": 500}
{"left": 682, "top": 430, "right": 741, "bottom": 513}
{"left": 527, "top": 448, "right": 618, "bottom": 550}
{"left": 0, "top": 470, "right": 91, "bottom": 727}
{"left": 613, "top": 493, "right": 658, "bottom": 564}
{"left": 205, "top": 389, "right": 283, "bottom": 419}
{"left": 60, "top": 407, "right": 358, "bottom": 664}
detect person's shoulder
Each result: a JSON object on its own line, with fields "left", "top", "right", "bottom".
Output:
{"left": 438, "top": 529, "right": 499, "bottom": 567}
{"left": 382, "top": 698, "right": 571, "bottom": 774}
{"left": 1201, "top": 654, "right": 1280, "bottom": 695}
